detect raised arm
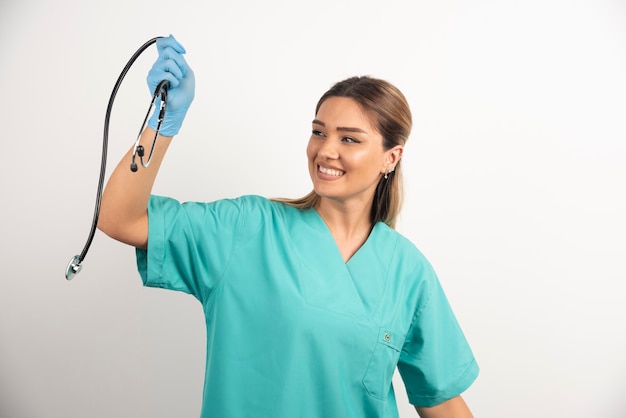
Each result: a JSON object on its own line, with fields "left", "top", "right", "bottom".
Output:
{"left": 97, "top": 35, "right": 195, "bottom": 249}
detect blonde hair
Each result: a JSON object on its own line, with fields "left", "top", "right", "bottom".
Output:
{"left": 274, "top": 76, "right": 412, "bottom": 229}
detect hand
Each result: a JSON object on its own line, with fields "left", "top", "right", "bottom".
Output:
{"left": 146, "top": 34, "right": 195, "bottom": 136}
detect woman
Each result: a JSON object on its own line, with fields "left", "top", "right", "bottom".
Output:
{"left": 99, "top": 35, "right": 478, "bottom": 418}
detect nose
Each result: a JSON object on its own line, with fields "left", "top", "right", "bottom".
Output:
{"left": 317, "top": 138, "right": 339, "bottom": 160}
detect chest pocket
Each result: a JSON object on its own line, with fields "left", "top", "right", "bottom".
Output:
{"left": 362, "top": 328, "right": 404, "bottom": 400}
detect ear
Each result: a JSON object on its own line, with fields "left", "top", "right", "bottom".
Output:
{"left": 382, "top": 145, "right": 403, "bottom": 173}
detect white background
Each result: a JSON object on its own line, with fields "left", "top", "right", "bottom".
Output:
{"left": 1, "top": 0, "right": 625, "bottom": 417}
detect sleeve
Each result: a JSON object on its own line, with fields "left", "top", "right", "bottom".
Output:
{"left": 397, "top": 263, "right": 479, "bottom": 407}
{"left": 135, "top": 195, "right": 248, "bottom": 302}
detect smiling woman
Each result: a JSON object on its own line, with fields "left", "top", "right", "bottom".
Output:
{"left": 308, "top": 96, "right": 401, "bottom": 218}
{"left": 97, "top": 36, "right": 478, "bottom": 418}
{"left": 277, "top": 76, "right": 411, "bottom": 230}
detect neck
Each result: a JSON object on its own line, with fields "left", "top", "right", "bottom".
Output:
{"left": 315, "top": 197, "right": 373, "bottom": 241}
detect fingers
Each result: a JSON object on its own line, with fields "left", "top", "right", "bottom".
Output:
{"left": 157, "top": 54, "right": 186, "bottom": 83}
{"left": 156, "top": 34, "right": 186, "bottom": 54}
{"left": 146, "top": 34, "right": 194, "bottom": 118}
{"left": 148, "top": 68, "right": 180, "bottom": 92}
{"left": 148, "top": 46, "right": 189, "bottom": 90}
{"left": 146, "top": 35, "right": 194, "bottom": 133}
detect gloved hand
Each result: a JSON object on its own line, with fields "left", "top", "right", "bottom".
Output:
{"left": 147, "top": 34, "right": 195, "bottom": 136}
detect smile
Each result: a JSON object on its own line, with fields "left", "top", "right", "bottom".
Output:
{"left": 318, "top": 165, "right": 344, "bottom": 177}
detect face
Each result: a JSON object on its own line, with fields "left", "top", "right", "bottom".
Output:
{"left": 307, "top": 96, "right": 402, "bottom": 208}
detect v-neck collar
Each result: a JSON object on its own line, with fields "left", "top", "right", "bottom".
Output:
{"left": 282, "top": 207, "right": 393, "bottom": 320}
{"left": 308, "top": 207, "right": 381, "bottom": 266}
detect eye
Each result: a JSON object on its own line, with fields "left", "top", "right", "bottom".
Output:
{"left": 312, "top": 129, "right": 325, "bottom": 137}
{"left": 342, "top": 136, "right": 361, "bottom": 144}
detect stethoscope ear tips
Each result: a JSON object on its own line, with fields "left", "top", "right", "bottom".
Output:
{"left": 130, "top": 145, "right": 145, "bottom": 172}
{"left": 65, "top": 255, "right": 83, "bottom": 280}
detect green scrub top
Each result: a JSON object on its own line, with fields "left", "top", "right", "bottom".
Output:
{"left": 136, "top": 195, "right": 478, "bottom": 417}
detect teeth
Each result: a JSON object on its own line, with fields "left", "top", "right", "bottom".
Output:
{"left": 319, "top": 166, "right": 343, "bottom": 176}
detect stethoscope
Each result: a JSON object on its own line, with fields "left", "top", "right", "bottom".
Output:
{"left": 66, "top": 36, "right": 169, "bottom": 280}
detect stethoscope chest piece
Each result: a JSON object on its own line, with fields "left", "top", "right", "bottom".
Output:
{"left": 66, "top": 255, "right": 83, "bottom": 280}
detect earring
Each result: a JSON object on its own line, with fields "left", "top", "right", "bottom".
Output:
{"left": 384, "top": 166, "right": 395, "bottom": 179}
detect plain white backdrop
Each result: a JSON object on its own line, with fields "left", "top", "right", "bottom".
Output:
{"left": 1, "top": 0, "right": 625, "bottom": 417}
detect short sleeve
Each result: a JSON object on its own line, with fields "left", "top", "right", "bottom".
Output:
{"left": 136, "top": 195, "right": 248, "bottom": 302}
{"left": 397, "top": 264, "right": 479, "bottom": 407}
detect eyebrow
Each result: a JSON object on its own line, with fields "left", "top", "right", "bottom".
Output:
{"left": 312, "top": 119, "right": 368, "bottom": 134}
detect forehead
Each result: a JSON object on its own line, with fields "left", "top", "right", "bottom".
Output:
{"left": 315, "top": 97, "right": 377, "bottom": 132}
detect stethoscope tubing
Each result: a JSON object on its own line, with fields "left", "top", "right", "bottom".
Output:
{"left": 66, "top": 36, "right": 165, "bottom": 280}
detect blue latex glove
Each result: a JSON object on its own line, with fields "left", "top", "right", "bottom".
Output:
{"left": 147, "top": 35, "right": 195, "bottom": 136}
